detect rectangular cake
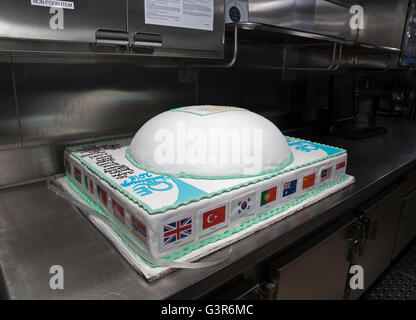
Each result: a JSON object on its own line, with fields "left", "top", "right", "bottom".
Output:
{"left": 62, "top": 136, "right": 349, "bottom": 269}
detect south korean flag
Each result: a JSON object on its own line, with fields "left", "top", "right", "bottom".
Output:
{"left": 230, "top": 192, "right": 256, "bottom": 223}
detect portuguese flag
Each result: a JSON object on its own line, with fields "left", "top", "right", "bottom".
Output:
{"left": 261, "top": 186, "right": 277, "bottom": 206}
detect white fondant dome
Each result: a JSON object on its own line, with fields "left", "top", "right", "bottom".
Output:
{"left": 128, "top": 106, "right": 291, "bottom": 178}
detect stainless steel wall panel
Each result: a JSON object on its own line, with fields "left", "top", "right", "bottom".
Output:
{"left": 0, "top": 145, "right": 61, "bottom": 187}
{"left": 0, "top": 0, "right": 127, "bottom": 43}
{"left": 0, "top": 63, "right": 21, "bottom": 151}
{"left": 0, "top": 54, "right": 10, "bottom": 63}
{"left": 13, "top": 64, "right": 196, "bottom": 147}
{"left": 197, "top": 67, "right": 290, "bottom": 112}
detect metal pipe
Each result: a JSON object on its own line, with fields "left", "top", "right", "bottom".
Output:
{"left": 185, "top": 24, "right": 343, "bottom": 72}
{"left": 185, "top": 24, "right": 238, "bottom": 69}
{"left": 331, "top": 44, "right": 343, "bottom": 71}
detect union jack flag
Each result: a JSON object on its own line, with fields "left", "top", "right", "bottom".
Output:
{"left": 163, "top": 217, "right": 192, "bottom": 245}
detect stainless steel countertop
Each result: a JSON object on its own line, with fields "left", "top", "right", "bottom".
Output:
{"left": 1, "top": 117, "right": 416, "bottom": 300}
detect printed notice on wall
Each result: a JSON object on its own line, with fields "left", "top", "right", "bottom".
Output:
{"left": 144, "top": 0, "right": 214, "bottom": 31}
{"left": 30, "top": 0, "right": 74, "bottom": 10}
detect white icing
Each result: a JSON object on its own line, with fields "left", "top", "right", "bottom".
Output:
{"left": 129, "top": 106, "right": 291, "bottom": 177}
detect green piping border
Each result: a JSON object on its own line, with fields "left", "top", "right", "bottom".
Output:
{"left": 64, "top": 174, "right": 350, "bottom": 268}
{"left": 171, "top": 106, "right": 248, "bottom": 116}
{"left": 65, "top": 136, "right": 346, "bottom": 215}
{"left": 125, "top": 147, "right": 294, "bottom": 180}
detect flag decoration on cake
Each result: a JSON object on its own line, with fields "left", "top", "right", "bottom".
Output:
{"left": 302, "top": 173, "right": 316, "bottom": 190}
{"left": 84, "top": 175, "right": 89, "bottom": 190}
{"left": 64, "top": 159, "right": 71, "bottom": 175}
{"left": 89, "top": 179, "right": 94, "bottom": 195}
{"left": 74, "top": 167, "right": 82, "bottom": 183}
{"left": 163, "top": 217, "right": 193, "bottom": 245}
{"left": 112, "top": 199, "right": 125, "bottom": 223}
{"left": 320, "top": 167, "right": 332, "bottom": 182}
{"left": 282, "top": 179, "right": 297, "bottom": 198}
{"left": 97, "top": 185, "right": 108, "bottom": 207}
{"left": 131, "top": 215, "right": 147, "bottom": 244}
{"left": 336, "top": 161, "right": 346, "bottom": 170}
{"left": 201, "top": 205, "right": 227, "bottom": 233}
{"left": 260, "top": 186, "right": 277, "bottom": 207}
{"left": 230, "top": 193, "right": 255, "bottom": 221}
{"left": 334, "top": 160, "right": 346, "bottom": 178}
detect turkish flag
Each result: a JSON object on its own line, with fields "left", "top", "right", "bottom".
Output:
{"left": 202, "top": 206, "right": 226, "bottom": 230}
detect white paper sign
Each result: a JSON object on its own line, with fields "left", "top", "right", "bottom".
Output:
{"left": 31, "top": 0, "right": 74, "bottom": 10}
{"left": 145, "top": 0, "right": 214, "bottom": 31}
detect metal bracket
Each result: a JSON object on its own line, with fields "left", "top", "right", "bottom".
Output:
{"left": 344, "top": 219, "right": 367, "bottom": 299}
{"left": 354, "top": 215, "right": 378, "bottom": 257}
{"left": 364, "top": 217, "right": 379, "bottom": 240}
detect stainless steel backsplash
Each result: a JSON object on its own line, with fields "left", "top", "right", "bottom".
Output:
{"left": 0, "top": 60, "right": 197, "bottom": 186}
{"left": 0, "top": 47, "right": 404, "bottom": 187}
{"left": 0, "top": 54, "right": 308, "bottom": 186}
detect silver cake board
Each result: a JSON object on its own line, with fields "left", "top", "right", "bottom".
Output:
{"left": 50, "top": 175, "right": 355, "bottom": 282}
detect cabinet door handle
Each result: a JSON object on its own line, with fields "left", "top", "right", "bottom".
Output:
{"left": 134, "top": 33, "right": 162, "bottom": 47}
{"left": 96, "top": 29, "right": 129, "bottom": 46}
{"left": 366, "top": 218, "right": 378, "bottom": 240}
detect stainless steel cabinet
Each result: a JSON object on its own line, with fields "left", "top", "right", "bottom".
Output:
{"left": 0, "top": 1, "right": 127, "bottom": 43}
{"left": 247, "top": 0, "right": 408, "bottom": 51}
{"left": 356, "top": 0, "right": 409, "bottom": 51}
{"left": 0, "top": 62, "right": 21, "bottom": 151}
{"left": 314, "top": 0, "right": 351, "bottom": 40}
{"left": 394, "top": 189, "right": 416, "bottom": 258}
{"left": 393, "top": 169, "right": 416, "bottom": 258}
{"left": 0, "top": 0, "right": 225, "bottom": 59}
{"left": 127, "top": 0, "right": 225, "bottom": 58}
{"left": 268, "top": 218, "right": 355, "bottom": 300}
{"left": 348, "top": 183, "right": 406, "bottom": 299}
{"left": 248, "top": 0, "right": 349, "bottom": 41}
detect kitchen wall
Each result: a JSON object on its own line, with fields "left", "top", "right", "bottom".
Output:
{"left": 0, "top": 49, "right": 310, "bottom": 186}
{"left": 0, "top": 43, "right": 410, "bottom": 187}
